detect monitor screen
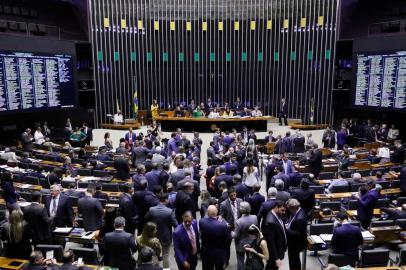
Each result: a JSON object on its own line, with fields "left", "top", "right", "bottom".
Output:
{"left": 353, "top": 51, "right": 406, "bottom": 110}
{"left": 0, "top": 50, "right": 75, "bottom": 113}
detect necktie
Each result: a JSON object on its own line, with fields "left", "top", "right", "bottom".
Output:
{"left": 51, "top": 198, "right": 57, "bottom": 217}
{"left": 129, "top": 133, "right": 132, "bottom": 144}
{"left": 232, "top": 201, "right": 238, "bottom": 222}
{"left": 187, "top": 227, "right": 197, "bottom": 255}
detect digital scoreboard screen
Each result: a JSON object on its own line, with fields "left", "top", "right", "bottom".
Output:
{"left": 353, "top": 51, "right": 406, "bottom": 110}
{"left": 0, "top": 51, "right": 75, "bottom": 113}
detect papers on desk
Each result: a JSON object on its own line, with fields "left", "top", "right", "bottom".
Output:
{"left": 20, "top": 184, "right": 31, "bottom": 189}
{"left": 362, "top": 231, "right": 375, "bottom": 240}
{"left": 327, "top": 158, "right": 336, "bottom": 162}
{"left": 28, "top": 158, "right": 41, "bottom": 163}
{"left": 80, "top": 176, "right": 101, "bottom": 181}
{"left": 18, "top": 201, "right": 32, "bottom": 207}
{"left": 320, "top": 234, "right": 333, "bottom": 242}
{"left": 82, "top": 231, "right": 96, "bottom": 239}
{"left": 309, "top": 235, "right": 325, "bottom": 244}
{"left": 53, "top": 227, "right": 73, "bottom": 235}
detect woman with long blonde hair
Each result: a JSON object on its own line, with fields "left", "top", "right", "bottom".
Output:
{"left": 4, "top": 209, "right": 32, "bottom": 259}
{"left": 136, "top": 222, "right": 162, "bottom": 266}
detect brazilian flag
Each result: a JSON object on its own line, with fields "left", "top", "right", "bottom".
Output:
{"left": 133, "top": 91, "right": 139, "bottom": 117}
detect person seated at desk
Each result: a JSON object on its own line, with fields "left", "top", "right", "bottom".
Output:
{"left": 22, "top": 250, "right": 56, "bottom": 270}
{"left": 377, "top": 142, "right": 390, "bottom": 164}
{"left": 208, "top": 108, "right": 220, "bottom": 118}
{"left": 350, "top": 172, "right": 365, "bottom": 184}
{"left": 34, "top": 127, "right": 45, "bottom": 145}
{"left": 151, "top": 99, "right": 159, "bottom": 120}
{"left": 326, "top": 171, "right": 349, "bottom": 193}
{"left": 188, "top": 99, "right": 196, "bottom": 113}
{"left": 199, "top": 102, "right": 206, "bottom": 113}
{"left": 174, "top": 105, "right": 185, "bottom": 117}
{"left": 233, "top": 97, "right": 243, "bottom": 111}
{"left": 113, "top": 110, "right": 124, "bottom": 124}
{"left": 222, "top": 107, "right": 234, "bottom": 117}
{"left": 331, "top": 211, "right": 363, "bottom": 266}
{"left": 58, "top": 250, "right": 87, "bottom": 270}
{"left": 69, "top": 127, "right": 86, "bottom": 146}
{"left": 240, "top": 107, "right": 251, "bottom": 117}
{"left": 391, "top": 140, "right": 405, "bottom": 164}
{"left": 192, "top": 106, "right": 205, "bottom": 118}
{"left": 382, "top": 204, "right": 406, "bottom": 220}
{"left": 251, "top": 106, "right": 263, "bottom": 117}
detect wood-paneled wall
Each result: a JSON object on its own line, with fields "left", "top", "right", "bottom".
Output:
{"left": 89, "top": 0, "right": 339, "bottom": 126}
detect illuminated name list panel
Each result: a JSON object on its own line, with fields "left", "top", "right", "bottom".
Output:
{"left": 0, "top": 51, "right": 75, "bottom": 113}
{"left": 354, "top": 51, "right": 406, "bottom": 110}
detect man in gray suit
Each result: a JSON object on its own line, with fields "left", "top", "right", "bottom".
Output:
{"left": 151, "top": 146, "right": 165, "bottom": 168}
{"left": 220, "top": 187, "right": 242, "bottom": 231}
{"left": 233, "top": 202, "right": 258, "bottom": 270}
{"left": 132, "top": 140, "right": 150, "bottom": 167}
{"left": 170, "top": 160, "right": 186, "bottom": 189}
{"left": 145, "top": 192, "right": 178, "bottom": 268}
{"left": 275, "top": 179, "right": 291, "bottom": 203}
{"left": 77, "top": 185, "right": 104, "bottom": 231}
{"left": 21, "top": 128, "right": 33, "bottom": 152}
{"left": 207, "top": 141, "right": 216, "bottom": 160}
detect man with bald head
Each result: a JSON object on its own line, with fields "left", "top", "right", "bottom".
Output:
{"left": 199, "top": 205, "right": 231, "bottom": 270}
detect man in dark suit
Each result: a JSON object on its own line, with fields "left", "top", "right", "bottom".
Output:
{"left": 263, "top": 201, "right": 287, "bottom": 270}
{"left": 399, "top": 166, "right": 406, "bottom": 196}
{"left": 199, "top": 205, "right": 231, "bottom": 270}
{"left": 114, "top": 157, "right": 131, "bottom": 180}
{"left": 125, "top": 127, "right": 137, "bottom": 150}
{"left": 214, "top": 166, "right": 233, "bottom": 198}
{"left": 93, "top": 183, "right": 109, "bottom": 201}
{"left": 220, "top": 187, "right": 242, "bottom": 231}
{"left": 286, "top": 199, "right": 307, "bottom": 270}
{"left": 307, "top": 144, "right": 323, "bottom": 178}
{"left": 278, "top": 98, "right": 288, "bottom": 126}
{"left": 145, "top": 193, "right": 178, "bottom": 268}
{"left": 145, "top": 163, "right": 161, "bottom": 191}
{"left": 119, "top": 183, "right": 137, "bottom": 234}
{"left": 136, "top": 247, "right": 163, "bottom": 270}
{"left": 280, "top": 153, "right": 295, "bottom": 175}
{"left": 82, "top": 123, "right": 93, "bottom": 146}
{"left": 291, "top": 179, "right": 315, "bottom": 216}
{"left": 265, "top": 130, "right": 276, "bottom": 143}
{"left": 271, "top": 165, "right": 290, "bottom": 190}
{"left": 78, "top": 185, "right": 104, "bottom": 232}
{"left": 104, "top": 216, "right": 137, "bottom": 270}
{"left": 58, "top": 250, "right": 85, "bottom": 270}
{"left": 170, "top": 161, "right": 186, "bottom": 189}
{"left": 258, "top": 187, "right": 278, "bottom": 228}
{"left": 246, "top": 183, "right": 265, "bottom": 216}
{"left": 173, "top": 211, "right": 200, "bottom": 270}
{"left": 357, "top": 180, "right": 379, "bottom": 229}
{"left": 281, "top": 132, "right": 293, "bottom": 153}
{"left": 132, "top": 140, "right": 150, "bottom": 166}
{"left": 233, "top": 174, "right": 249, "bottom": 201}
{"left": 21, "top": 128, "right": 33, "bottom": 152}
{"left": 175, "top": 182, "right": 196, "bottom": 223}
{"left": 23, "top": 192, "right": 52, "bottom": 246}
{"left": 45, "top": 185, "right": 74, "bottom": 228}
{"left": 391, "top": 140, "right": 405, "bottom": 164}
{"left": 331, "top": 212, "right": 363, "bottom": 266}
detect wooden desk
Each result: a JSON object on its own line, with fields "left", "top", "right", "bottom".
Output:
{"left": 100, "top": 122, "right": 141, "bottom": 130}
{"left": 369, "top": 225, "right": 402, "bottom": 243}
{"left": 14, "top": 183, "right": 42, "bottom": 191}
{"left": 0, "top": 257, "right": 27, "bottom": 270}
{"left": 155, "top": 116, "right": 275, "bottom": 132}
{"left": 347, "top": 209, "right": 382, "bottom": 218}
{"left": 315, "top": 188, "right": 400, "bottom": 200}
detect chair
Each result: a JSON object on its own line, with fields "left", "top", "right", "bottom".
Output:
{"left": 104, "top": 160, "right": 114, "bottom": 167}
{"left": 398, "top": 249, "right": 406, "bottom": 265}
{"left": 391, "top": 180, "right": 401, "bottom": 188}
{"left": 77, "top": 168, "right": 92, "bottom": 176}
{"left": 377, "top": 181, "right": 390, "bottom": 189}
{"left": 359, "top": 249, "right": 389, "bottom": 267}
{"left": 348, "top": 200, "right": 358, "bottom": 210}
{"left": 397, "top": 197, "right": 406, "bottom": 207}
{"left": 18, "top": 163, "right": 29, "bottom": 169}
{"left": 350, "top": 182, "right": 364, "bottom": 192}
{"left": 61, "top": 180, "right": 76, "bottom": 189}
{"left": 318, "top": 172, "right": 336, "bottom": 180}
{"left": 78, "top": 182, "right": 89, "bottom": 189}
{"left": 72, "top": 158, "right": 84, "bottom": 165}
{"left": 97, "top": 198, "right": 107, "bottom": 208}
{"left": 370, "top": 220, "right": 394, "bottom": 227}
{"left": 93, "top": 170, "right": 108, "bottom": 177}
{"left": 102, "top": 183, "right": 120, "bottom": 192}
{"left": 24, "top": 176, "right": 39, "bottom": 185}
{"left": 68, "top": 196, "right": 79, "bottom": 207}
{"left": 309, "top": 223, "right": 334, "bottom": 235}
{"left": 395, "top": 219, "right": 406, "bottom": 230}
{"left": 70, "top": 247, "right": 98, "bottom": 265}
{"left": 331, "top": 185, "right": 349, "bottom": 193}
{"left": 36, "top": 245, "right": 63, "bottom": 261}
{"left": 340, "top": 170, "right": 353, "bottom": 178}
{"left": 19, "top": 192, "right": 32, "bottom": 202}
{"left": 309, "top": 186, "right": 324, "bottom": 194}
{"left": 376, "top": 198, "right": 390, "bottom": 208}
{"left": 320, "top": 201, "right": 342, "bottom": 212}
{"left": 357, "top": 170, "right": 371, "bottom": 177}
{"left": 328, "top": 253, "right": 356, "bottom": 267}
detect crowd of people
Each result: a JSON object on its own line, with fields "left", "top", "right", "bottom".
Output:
{"left": 0, "top": 115, "right": 405, "bottom": 270}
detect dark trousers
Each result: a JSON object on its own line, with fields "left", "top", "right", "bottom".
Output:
{"left": 265, "top": 259, "right": 279, "bottom": 270}
{"left": 178, "top": 255, "right": 198, "bottom": 270}
{"left": 202, "top": 259, "right": 224, "bottom": 270}
{"left": 288, "top": 248, "right": 301, "bottom": 270}
{"left": 279, "top": 113, "right": 288, "bottom": 125}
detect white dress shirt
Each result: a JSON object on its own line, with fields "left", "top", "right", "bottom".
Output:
{"left": 49, "top": 195, "right": 60, "bottom": 217}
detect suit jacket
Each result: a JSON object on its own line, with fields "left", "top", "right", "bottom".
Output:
{"left": 199, "top": 217, "right": 231, "bottom": 264}
{"left": 145, "top": 204, "right": 178, "bottom": 246}
{"left": 78, "top": 195, "right": 103, "bottom": 231}
{"left": 207, "top": 146, "right": 216, "bottom": 160}
{"left": 104, "top": 229, "right": 137, "bottom": 270}
{"left": 265, "top": 135, "right": 276, "bottom": 143}
{"left": 234, "top": 215, "right": 258, "bottom": 252}
{"left": 132, "top": 146, "right": 149, "bottom": 166}
{"left": 286, "top": 208, "right": 307, "bottom": 252}
{"left": 281, "top": 160, "right": 295, "bottom": 175}
{"left": 276, "top": 190, "right": 291, "bottom": 203}
{"left": 220, "top": 198, "right": 242, "bottom": 228}
{"left": 114, "top": 157, "right": 130, "bottom": 180}
{"left": 119, "top": 193, "right": 137, "bottom": 232}
{"left": 258, "top": 199, "right": 277, "bottom": 228}
{"left": 308, "top": 149, "right": 323, "bottom": 176}
{"left": 158, "top": 170, "right": 170, "bottom": 188}
{"left": 293, "top": 136, "right": 305, "bottom": 153}
{"left": 23, "top": 202, "right": 52, "bottom": 243}
{"left": 358, "top": 189, "right": 379, "bottom": 225}
{"left": 45, "top": 195, "right": 74, "bottom": 227}
{"left": 271, "top": 172, "right": 290, "bottom": 190}
{"left": 400, "top": 167, "right": 406, "bottom": 194}
{"left": 145, "top": 169, "right": 162, "bottom": 191}
{"left": 235, "top": 183, "right": 250, "bottom": 200}
{"left": 175, "top": 190, "right": 195, "bottom": 223}
{"left": 83, "top": 127, "right": 93, "bottom": 143}
{"left": 21, "top": 132, "right": 33, "bottom": 152}
{"left": 291, "top": 188, "right": 315, "bottom": 215}
{"left": 331, "top": 223, "right": 363, "bottom": 259}
{"left": 337, "top": 130, "right": 347, "bottom": 146}
{"left": 170, "top": 169, "right": 186, "bottom": 189}
{"left": 280, "top": 101, "right": 288, "bottom": 115}
{"left": 263, "top": 211, "right": 287, "bottom": 261}
{"left": 125, "top": 132, "right": 137, "bottom": 144}
{"left": 282, "top": 137, "right": 293, "bottom": 153}
{"left": 392, "top": 146, "right": 405, "bottom": 164}
{"left": 246, "top": 192, "right": 265, "bottom": 216}
{"left": 173, "top": 221, "right": 200, "bottom": 267}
